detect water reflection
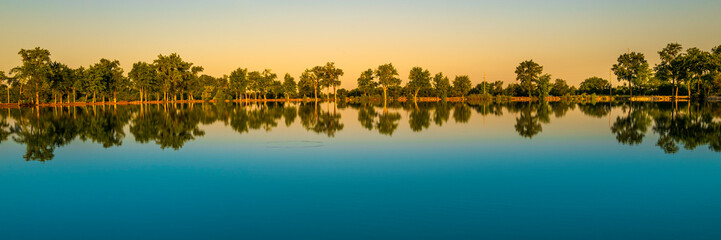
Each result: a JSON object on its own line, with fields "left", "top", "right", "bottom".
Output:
{"left": 1, "top": 101, "right": 720, "bottom": 161}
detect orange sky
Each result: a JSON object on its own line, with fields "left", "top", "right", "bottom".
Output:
{"left": 1, "top": 0, "right": 720, "bottom": 88}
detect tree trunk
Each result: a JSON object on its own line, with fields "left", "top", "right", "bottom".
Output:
{"left": 414, "top": 88, "right": 420, "bottom": 102}
{"left": 383, "top": 87, "right": 388, "bottom": 104}
{"left": 93, "top": 91, "right": 96, "bottom": 103}
{"left": 113, "top": 91, "right": 117, "bottom": 103}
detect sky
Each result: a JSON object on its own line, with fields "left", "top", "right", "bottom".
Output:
{"left": 1, "top": 0, "right": 720, "bottom": 88}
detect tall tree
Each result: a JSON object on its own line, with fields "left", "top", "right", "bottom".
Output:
{"left": 536, "top": 74, "right": 552, "bottom": 99}
{"left": 282, "top": 73, "right": 297, "bottom": 100}
{"left": 655, "top": 43, "right": 685, "bottom": 98}
{"left": 259, "top": 69, "right": 277, "bottom": 100}
{"left": 433, "top": 72, "right": 450, "bottom": 100}
{"left": 87, "top": 58, "right": 123, "bottom": 103}
{"left": 357, "top": 69, "right": 376, "bottom": 97}
{"left": 684, "top": 47, "right": 713, "bottom": 98}
{"left": 129, "top": 61, "right": 157, "bottom": 102}
{"left": 515, "top": 60, "right": 543, "bottom": 98}
{"left": 374, "top": 63, "right": 400, "bottom": 103}
{"left": 407, "top": 67, "right": 431, "bottom": 101}
{"left": 153, "top": 53, "right": 195, "bottom": 101}
{"left": 229, "top": 67, "right": 248, "bottom": 101}
{"left": 320, "top": 62, "right": 343, "bottom": 102}
{"left": 452, "top": 75, "right": 471, "bottom": 99}
{"left": 11, "top": 47, "right": 51, "bottom": 104}
{"left": 612, "top": 52, "right": 651, "bottom": 97}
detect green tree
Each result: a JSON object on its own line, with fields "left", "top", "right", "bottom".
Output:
{"left": 320, "top": 62, "right": 343, "bottom": 102}
{"left": 549, "top": 79, "right": 571, "bottom": 96}
{"left": 578, "top": 77, "right": 610, "bottom": 95}
{"left": 87, "top": 59, "right": 123, "bottom": 103}
{"left": 248, "top": 71, "right": 262, "bottom": 100}
{"left": 433, "top": 72, "right": 450, "bottom": 100}
{"left": 153, "top": 53, "right": 196, "bottom": 101}
{"left": 282, "top": 73, "right": 297, "bottom": 100}
{"left": 374, "top": 63, "right": 400, "bottom": 103}
{"left": 11, "top": 47, "right": 51, "bottom": 104}
{"left": 129, "top": 61, "right": 157, "bottom": 102}
{"left": 515, "top": 60, "right": 543, "bottom": 98}
{"left": 229, "top": 67, "right": 248, "bottom": 100}
{"left": 612, "top": 52, "right": 651, "bottom": 97}
{"left": 684, "top": 47, "right": 714, "bottom": 98}
{"left": 357, "top": 69, "right": 376, "bottom": 97}
{"left": 407, "top": 67, "right": 431, "bottom": 101}
{"left": 259, "top": 69, "right": 277, "bottom": 100}
{"left": 536, "top": 74, "right": 552, "bottom": 98}
{"left": 452, "top": 75, "right": 471, "bottom": 99}
{"left": 654, "top": 43, "right": 685, "bottom": 98}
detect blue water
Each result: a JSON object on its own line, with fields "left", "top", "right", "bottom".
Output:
{"left": 1, "top": 102, "right": 720, "bottom": 239}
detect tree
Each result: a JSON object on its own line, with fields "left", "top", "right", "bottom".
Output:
{"left": 298, "top": 70, "right": 315, "bottom": 99}
{"left": 374, "top": 63, "right": 400, "bottom": 103}
{"left": 452, "top": 75, "right": 471, "bottom": 99}
{"left": 515, "top": 60, "right": 543, "bottom": 98}
{"left": 129, "top": 61, "right": 157, "bottom": 102}
{"left": 87, "top": 58, "right": 123, "bottom": 103}
{"left": 282, "top": 73, "right": 297, "bottom": 100}
{"left": 153, "top": 53, "right": 195, "bottom": 101}
{"left": 612, "top": 52, "right": 651, "bottom": 97}
{"left": 433, "top": 72, "right": 450, "bottom": 100}
{"left": 578, "top": 77, "right": 610, "bottom": 95}
{"left": 407, "top": 67, "right": 431, "bottom": 101}
{"left": 536, "top": 74, "right": 552, "bottom": 98}
{"left": 11, "top": 47, "right": 51, "bottom": 104}
{"left": 684, "top": 47, "right": 714, "bottom": 98}
{"left": 549, "top": 79, "right": 571, "bottom": 96}
{"left": 655, "top": 43, "right": 685, "bottom": 98}
{"left": 229, "top": 67, "right": 248, "bottom": 100}
{"left": 320, "top": 62, "right": 343, "bottom": 102}
{"left": 259, "top": 69, "right": 277, "bottom": 100}
{"left": 357, "top": 69, "right": 376, "bottom": 97}
{"left": 247, "top": 71, "right": 262, "bottom": 100}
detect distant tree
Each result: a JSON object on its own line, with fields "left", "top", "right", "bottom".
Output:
{"left": 578, "top": 77, "right": 610, "bottom": 95}
{"left": 357, "top": 69, "right": 376, "bottom": 97}
{"left": 319, "top": 62, "right": 343, "bottom": 101}
{"left": 612, "top": 52, "right": 651, "bottom": 97}
{"left": 248, "top": 71, "right": 262, "bottom": 99}
{"left": 654, "top": 43, "right": 685, "bottom": 97}
{"left": 549, "top": 79, "right": 571, "bottom": 96}
{"left": 433, "top": 72, "right": 450, "bottom": 100}
{"left": 11, "top": 47, "right": 51, "bottom": 104}
{"left": 407, "top": 67, "right": 431, "bottom": 101}
{"left": 129, "top": 61, "right": 157, "bottom": 102}
{"left": 515, "top": 60, "right": 543, "bottom": 98}
{"left": 452, "top": 75, "right": 471, "bottom": 99}
{"left": 374, "top": 63, "right": 401, "bottom": 103}
{"left": 153, "top": 53, "right": 195, "bottom": 101}
{"left": 87, "top": 58, "right": 123, "bottom": 103}
{"left": 229, "top": 67, "right": 248, "bottom": 100}
{"left": 536, "top": 74, "right": 552, "bottom": 98}
{"left": 298, "top": 70, "right": 315, "bottom": 99}
{"left": 684, "top": 47, "right": 714, "bottom": 98}
{"left": 282, "top": 73, "right": 297, "bottom": 100}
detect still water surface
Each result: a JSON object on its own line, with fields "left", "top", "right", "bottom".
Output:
{"left": 1, "top": 101, "right": 720, "bottom": 239}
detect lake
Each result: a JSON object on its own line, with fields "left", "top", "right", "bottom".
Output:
{"left": 1, "top": 101, "right": 720, "bottom": 239}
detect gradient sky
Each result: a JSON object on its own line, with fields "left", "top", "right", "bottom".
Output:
{"left": 1, "top": 0, "right": 720, "bottom": 88}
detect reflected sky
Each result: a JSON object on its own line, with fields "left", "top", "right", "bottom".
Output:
{"left": 1, "top": 101, "right": 721, "bottom": 239}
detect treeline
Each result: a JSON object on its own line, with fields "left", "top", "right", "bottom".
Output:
{"left": 1, "top": 43, "right": 720, "bottom": 105}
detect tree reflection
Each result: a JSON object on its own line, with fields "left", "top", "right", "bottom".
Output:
{"left": 513, "top": 102, "right": 550, "bottom": 139}
{"left": 2, "top": 101, "right": 721, "bottom": 162}
{"left": 611, "top": 104, "right": 651, "bottom": 145}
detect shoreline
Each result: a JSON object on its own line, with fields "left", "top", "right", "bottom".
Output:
{"left": 0, "top": 95, "right": 710, "bottom": 109}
